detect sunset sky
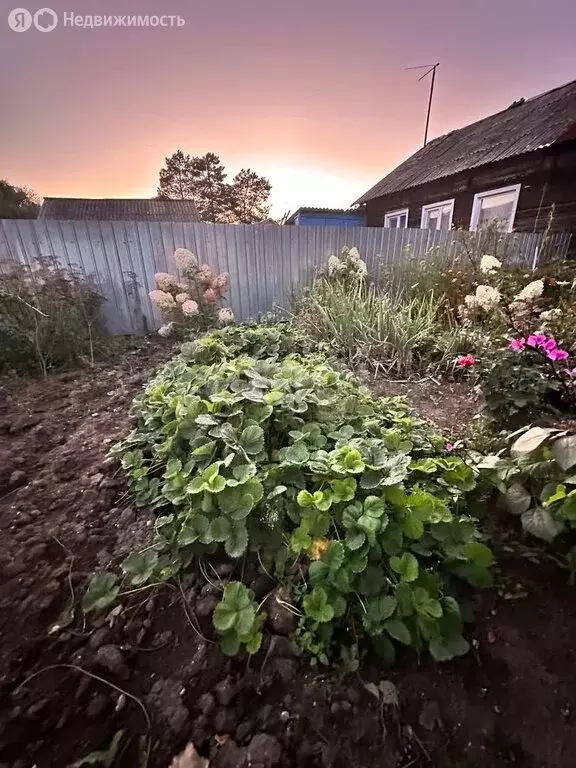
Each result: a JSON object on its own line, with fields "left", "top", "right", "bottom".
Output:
{"left": 1, "top": 0, "right": 575, "bottom": 217}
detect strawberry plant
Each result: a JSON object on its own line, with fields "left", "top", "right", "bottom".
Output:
{"left": 86, "top": 322, "right": 492, "bottom": 665}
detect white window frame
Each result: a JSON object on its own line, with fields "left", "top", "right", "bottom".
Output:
{"left": 384, "top": 208, "right": 409, "bottom": 228}
{"left": 420, "top": 198, "right": 455, "bottom": 230}
{"left": 470, "top": 184, "right": 521, "bottom": 233}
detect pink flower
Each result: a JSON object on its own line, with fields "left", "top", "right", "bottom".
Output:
{"left": 547, "top": 348, "right": 569, "bottom": 361}
{"left": 569, "top": 368, "right": 576, "bottom": 378}
{"left": 543, "top": 338, "right": 557, "bottom": 352}
{"left": 446, "top": 443, "right": 455, "bottom": 452}
{"left": 457, "top": 354, "right": 476, "bottom": 368}
{"left": 527, "top": 333, "right": 547, "bottom": 348}
{"left": 509, "top": 338, "right": 526, "bottom": 351}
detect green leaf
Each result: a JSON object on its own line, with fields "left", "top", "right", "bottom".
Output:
{"left": 220, "top": 632, "right": 241, "bottom": 656}
{"left": 323, "top": 541, "right": 345, "bottom": 570}
{"left": 504, "top": 483, "right": 532, "bottom": 515}
{"left": 345, "top": 530, "right": 366, "bottom": 550}
{"left": 510, "top": 426, "right": 557, "bottom": 458}
{"left": 412, "top": 587, "right": 443, "bottom": 619}
{"left": 465, "top": 542, "right": 494, "bottom": 569}
{"left": 240, "top": 425, "right": 265, "bottom": 455}
{"left": 303, "top": 587, "right": 334, "bottom": 623}
{"left": 390, "top": 552, "right": 419, "bottom": 582}
{"left": 331, "top": 477, "right": 357, "bottom": 502}
{"left": 224, "top": 523, "right": 249, "bottom": 557}
{"left": 402, "top": 509, "right": 424, "bottom": 540}
{"left": 384, "top": 617, "right": 412, "bottom": 645}
{"left": 542, "top": 483, "right": 567, "bottom": 508}
{"left": 521, "top": 507, "right": 564, "bottom": 542}
{"left": 82, "top": 573, "right": 119, "bottom": 613}
{"left": 245, "top": 631, "right": 263, "bottom": 655}
{"left": 429, "top": 633, "right": 469, "bottom": 661}
{"left": 213, "top": 603, "right": 238, "bottom": 632}
{"left": 366, "top": 595, "right": 397, "bottom": 622}
{"left": 363, "top": 495, "right": 386, "bottom": 518}
{"left": 551, "top": 435, "right": 576, "bottom": 471}
{"left": 210, "top": 516, "right": 232, "bottom": 542}
{"left": 120, "top": 550, "right": 158, "bottom": 586}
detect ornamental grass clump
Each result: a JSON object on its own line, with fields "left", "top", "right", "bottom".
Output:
{"left": 149, "top": 247, "right": 234, "bottom": 337}
{"left": 85, "top": 324, "right": 493, "bottom": 667}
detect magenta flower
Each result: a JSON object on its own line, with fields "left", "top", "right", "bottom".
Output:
{"left": 527, "top": 333, "right": 547, "bottom": 348}
{"left": 509, "top": 338, "right": 526, "bottom": 351}
{"left": 543, "top": 338, "right": 557, "bottom": 352}
{"left": 445, "top": 443, "right": 455, "bottom": 452}
{"left": 547, "top": 348, "right": 569, "bottom": 362}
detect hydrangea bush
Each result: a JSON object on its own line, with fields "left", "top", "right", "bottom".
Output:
{"left": 149, "top": 247, "right": 234, "bottom": 337}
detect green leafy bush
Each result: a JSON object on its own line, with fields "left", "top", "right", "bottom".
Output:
{"left": 87, "top": 325, "right": 492, "bottom": 664}
{"left": 0, "top": 258, "right": 107, "bottom": 375}
{"left": 180, "top": 322, "right": 318, "bottom": 366}
{"left": 478, "top": 426, "right": 576, "bottom": 543}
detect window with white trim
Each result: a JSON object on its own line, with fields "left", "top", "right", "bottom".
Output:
{"left": 421, "top": 199, "right": 454, "bottom": 231}
{"left": 384, "top": 208, "right": 408, "bottom": 228}
{"left": 470, "top": 184, "right": 521, "bottom": 232}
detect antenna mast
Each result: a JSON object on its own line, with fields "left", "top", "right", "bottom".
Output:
{"left": 406, "top": 63, "right": 440, "bottom": 147}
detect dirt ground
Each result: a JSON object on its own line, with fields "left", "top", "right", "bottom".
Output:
{"left": 1, "top": 345, "right": 575, "bottom": 768}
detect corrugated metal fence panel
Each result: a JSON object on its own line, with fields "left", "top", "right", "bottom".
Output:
{"left": 0, "top": 220, "right": 572, "bottom": 334}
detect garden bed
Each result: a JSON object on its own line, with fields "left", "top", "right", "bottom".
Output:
{"left": 1, "top": 347, "right": 575, "bottom": 768}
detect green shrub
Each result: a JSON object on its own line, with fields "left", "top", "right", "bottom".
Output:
{"left": 87, "top": 327, "right": 492, "bottom": 665}
{"left": 0, "top": 258, "right": 107, "bottom": 376}
{"left": 477, "top": 426, "right": 576, "bottom": 576}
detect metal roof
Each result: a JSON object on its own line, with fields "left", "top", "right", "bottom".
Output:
{"left": 355, "top": 79, "right": 576, "bottom": 204}
{"left": 285, "top": 206, "right": 364, "bottom": 224}
{"left": 39, "top": 197, "right": 200, "bottom": 222}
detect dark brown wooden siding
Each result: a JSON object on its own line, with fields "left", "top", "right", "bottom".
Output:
{"left": 363, "top": 142, "right": 576, "bottom": 234}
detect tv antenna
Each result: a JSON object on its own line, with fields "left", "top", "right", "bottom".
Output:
{"left": 406, "top": 62, "right": 440, "bottom": 147}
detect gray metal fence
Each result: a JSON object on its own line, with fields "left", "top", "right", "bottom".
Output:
{"left": 0, "top": 219, "right": 572, "bottom": 334}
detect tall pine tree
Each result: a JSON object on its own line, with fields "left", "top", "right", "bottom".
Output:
{"left": 229, "top": 169, "right": 272, "bottom": 223}
{"left": 156, "top": 151, "right": 271, "bottom": 223}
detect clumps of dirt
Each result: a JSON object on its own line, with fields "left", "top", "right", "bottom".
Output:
{"left": 1, "top": 347, "right": 576, "bottom": 768}
{"left": 364, "top": 371, "right": 482, "bottom": 439}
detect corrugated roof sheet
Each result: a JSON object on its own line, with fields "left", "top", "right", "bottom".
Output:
{"left": 355, "top": 79, "right": 576, "bottom": 204}
{"left": 285, "top": 206, "right": 364, "bottom": 224}
{"left": 39, "top": 197, "right": 200, "bottom": 222}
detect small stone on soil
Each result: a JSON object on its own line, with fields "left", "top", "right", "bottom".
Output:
{"left": 95, "top": 644, "right": 129, "bottom": 680}
{"left": 265, "top": 588, "right": 297, "bottom": 636}
{"left": 214, "top": 677, "right": 236, "bottom": 707}
{"left": 247, "top": 733, "right": 282, "bottom": 767}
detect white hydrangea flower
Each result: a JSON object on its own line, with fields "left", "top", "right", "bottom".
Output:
{"left": 539, "top": 308, "right": 562, "bottom": 321}
{"left": 475, "top": 284, "right": 501, "bottom": 309}
{"left": 327, "top": 255, "right": 340, "bottom": 277}
{"left": 173, "top": 248, "right": 198, "bottom": 272}
{"left": 464, "top": 294, "right": 480, "bottom": 310}
{"left": 515, "top": 279, "right": 544, "bottom": 302}
{"left": 158, "top": 322, "right": 174, "bottom": 337}
{"left": 217, "top": 307, "right": 235, "bottom": 326}
{"left": 479, "top": 254, "right": 502, "bottom": 274}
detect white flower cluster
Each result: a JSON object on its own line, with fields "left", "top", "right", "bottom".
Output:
{"left": 479, "top": 254, "right": 502, "bottom": 274}
{"left": 463, "top": 284, "right": 501, "bottom": 312}
{"left": 515, "top": 279, "right": 544, "bottom": 303}
{"left": 325, "top": 246, "right": 367, "bottom": 281}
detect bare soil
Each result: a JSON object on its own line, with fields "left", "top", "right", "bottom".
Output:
{"left": 1, "top": 348, "right": 575, "bottom": 768}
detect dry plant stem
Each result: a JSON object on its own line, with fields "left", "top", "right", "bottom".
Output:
{"left": 176, "top": 578, "right": 214, "bottom": 644}
{"left": 15, "top": 664, "right": 151, "bottom": 730}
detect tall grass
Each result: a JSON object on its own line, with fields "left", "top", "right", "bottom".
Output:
{"left": 292, "top": 278, "right": 465, "bottom": 376}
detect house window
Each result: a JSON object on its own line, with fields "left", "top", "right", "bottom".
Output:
{"left": 421, "top": 199, "right": 454, "bottom": 231}
{"left": 384, "top": 208, "right": 408, "bottom": 228}
{"left": 470, "top": 184, "right": 521, "bottom": 232}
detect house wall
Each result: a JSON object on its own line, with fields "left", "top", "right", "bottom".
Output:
{"left": 364, "top": 141, "right": 576, "bottom": 234}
